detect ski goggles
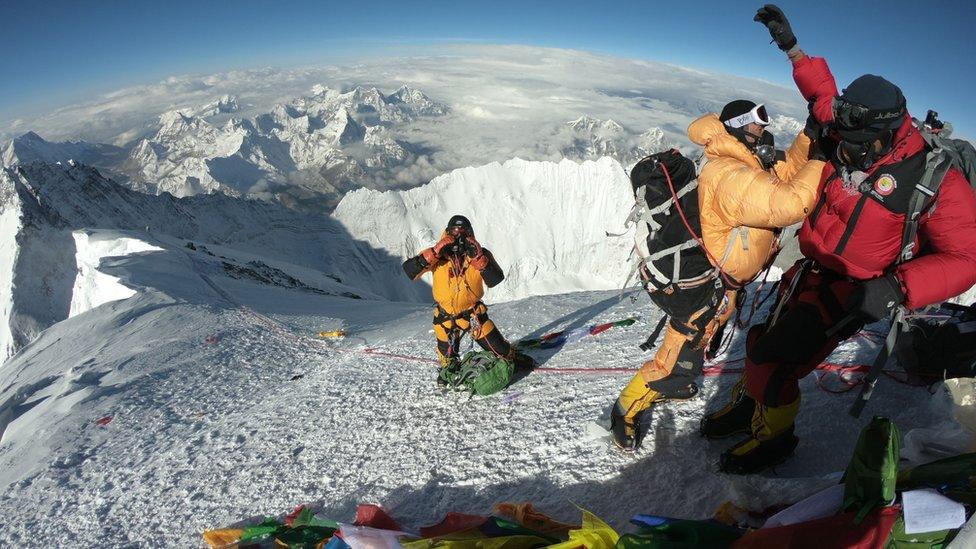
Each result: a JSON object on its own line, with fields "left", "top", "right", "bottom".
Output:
{"left": 723, "top": 104, "right": 770, "bottom": 129}
{"left": 831, "top": 96, "right": 905, "bottom": 131}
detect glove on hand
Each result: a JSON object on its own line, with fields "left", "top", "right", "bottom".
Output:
{"left": 423, "top": 234, "right": 457, "bottom": 264}
{"left": 803, "top": 114, "right": 837, "bottom": 162}
{"left": 463, "top": 236, "right": 483, "bottom": 259}
{"left": 847, "top": 274, "right": 905, "bottom": 322}
{"left": 754, "top": 4, "right": 797, "bottom": 51}
{"left": 464, "top": 237, "right": 489, "bottom": 270}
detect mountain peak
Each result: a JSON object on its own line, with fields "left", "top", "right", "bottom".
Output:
{"left": 18, "top": 131, "right": 45, "bottom": 143}
{"left": 198, "top": 95, "right": 240, "bottom": 117}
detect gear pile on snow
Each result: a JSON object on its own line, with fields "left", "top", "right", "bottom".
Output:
{"left": 439, "top": 350, "right": 516, "bottom": 396}
{"left": 203, "top": 416, "right": 976, "bottom": 548}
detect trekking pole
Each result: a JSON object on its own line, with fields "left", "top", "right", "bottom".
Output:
{"left": 849, "top": 306, "right": 905, "bottom": 418}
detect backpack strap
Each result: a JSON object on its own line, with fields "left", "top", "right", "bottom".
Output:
{"left": 899, "top": 146, "right": 953, "bottom": 263}
{"left": 641, "top": 238, "right": 701, "bottom": 287}
{"left": 624, "top": 180, "right": 699, "bottom": 232}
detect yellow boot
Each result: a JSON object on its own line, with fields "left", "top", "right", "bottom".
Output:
{"left": 699, "top": 377, "right": 755, "bottom": 439}
{"left": 720, "top": 396, "right": 801, "bottom": 474}
{"left": 610, "top": 370, "right": 662, "bottom": 451}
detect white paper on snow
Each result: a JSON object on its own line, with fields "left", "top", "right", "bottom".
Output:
{"left": 902, "top": 489, "right": 966, "bottom": 534}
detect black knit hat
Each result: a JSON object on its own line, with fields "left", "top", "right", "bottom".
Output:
{"left": 836, "top": 74, "right": 907, "bottom": 142}
{"left": 720, "top": 100, "right": 758, "bottom": 124}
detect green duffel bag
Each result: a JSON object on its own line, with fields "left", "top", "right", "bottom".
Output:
{"left": 441, "top": 350, "right": 515, "bottom": 396}
{"left": 844, "top": 416, "right": 901, "bottom": 523}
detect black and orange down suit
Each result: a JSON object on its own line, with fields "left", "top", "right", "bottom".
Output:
{"left": 610, "top": 114, "right": 825, "bottom": 450}
{"left": 402, "top": 230, "right": 514, "bottom": 366}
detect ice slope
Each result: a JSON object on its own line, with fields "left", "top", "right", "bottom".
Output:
{"left": 334, "top": 157, "right": 638, "bottom": 302}
{"left": 0, "top": 162, "right": 422, "bottom": 361}
{"left": 0, "top": 232, "right": 964, "bottom": 547}
{"left": 69, "top": 231, "right": 163, "bottom": 317}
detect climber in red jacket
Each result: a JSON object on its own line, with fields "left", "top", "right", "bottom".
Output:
{"left": 700, "top": 4, "right": 976, "bottom": 474}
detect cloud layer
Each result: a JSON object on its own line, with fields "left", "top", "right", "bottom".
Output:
{"left": 1, "top": 45, "right": 808, "bottom": 170}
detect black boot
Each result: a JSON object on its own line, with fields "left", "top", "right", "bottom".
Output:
{"left": 512, "top": 351, "right": 536, "bottom": 369}
{"left": 700, "top": 382, "right": 755, "bottom": 439}
{"left": 719, "top": 428, "right": 798, "bottom": 475}
{"left": 661, "top": 382, "right": 699, "bottom": 401}
{"left": 610, "top": 405, "right": 643, "bottom": 452}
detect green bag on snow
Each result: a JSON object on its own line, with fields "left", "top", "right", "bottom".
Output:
{"left": 843, "top": 416, "right": 901, "bottom": 523}
{"left": 440, "top": 350, "right": 515, "bottom": 396}
{"left": 884, "top": 515, "right": 956, "bottom": 548}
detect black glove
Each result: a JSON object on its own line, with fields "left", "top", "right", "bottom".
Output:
{"left": 803, "top": 112, "right": 823, "bottom": 140}
{"left": 754, "top": 4, "right": 797, "bottom": 51}
{"left": 463, "top": 236, "right": 483, "bottom": 259}
{"left": 803, "top": 114, "right": 837, "bottom": 162}
{"left": 847, "top": 274, "right": 905, "bottom": 322}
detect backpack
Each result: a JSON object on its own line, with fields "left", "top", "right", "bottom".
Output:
{"left": 899, "top": 123, "right": 976, "bottom": 264}
{"left": 623, "top": 149, "right": 714, "bottom": 289}
{"left": 898, "top": 302, "right": 976, "bottom": 383}
{"left": 439, "top": 350, "right": 514, "bottom": 396}
{"left": 843, "top": 416, "right": 900, "bottom": 524}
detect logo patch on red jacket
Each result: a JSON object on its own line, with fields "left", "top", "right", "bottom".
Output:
{"left": 874, "top": 174, "right": 897, "bottom": 196}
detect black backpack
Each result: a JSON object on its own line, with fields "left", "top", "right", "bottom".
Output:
{"left": 897, "top": 302, "right": 976, "bottom": 382}
{"left": 625, "top": 149, "right": 713, "bottom": 288}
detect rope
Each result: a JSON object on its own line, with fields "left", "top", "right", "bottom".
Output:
{"left": 185, "top": 249, "right": 934, "bottom": 390}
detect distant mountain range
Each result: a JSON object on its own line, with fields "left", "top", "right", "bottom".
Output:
{"left": 2, "top": 82, "right": 805, "bottom": 213}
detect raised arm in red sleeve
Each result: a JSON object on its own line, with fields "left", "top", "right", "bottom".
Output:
{"left": 791, "top": 55, "right": 838, "bottom": 125}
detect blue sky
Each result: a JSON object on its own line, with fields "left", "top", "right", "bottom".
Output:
{"left": 2, "top": 0, "right": 975, "bottom": 136}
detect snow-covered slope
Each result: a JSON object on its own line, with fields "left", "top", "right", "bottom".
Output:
{"left": 0, "top": 155, "right": 971, "bottom": 547}
{"left": 334, "top": 157, "right": 637, "bottom": 302}
{"left": 0, "top": 156, "right": 644, "bottom": 361}
{"left": 0, "top": 161, "right": 417, "bottom": 361}
{"left": 0, "top": 243, "right": 965, "bottom": 546}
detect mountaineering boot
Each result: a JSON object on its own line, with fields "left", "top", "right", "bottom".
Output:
{"left": 719, "top": 427, "right": 798, "bottom": 474}
{"left": 512, "top": 351, "right": 536, "bottom": 370}
{"left": 700, "top": 378, "right": 755, "bottom": 439}
{"left": 719, "top": 396, "right": 801, "bottom": 474}
{"left": 661, "top": 382, "right": 699, "bottom": 401}
{"left": 611, "top": 370, "right": 666, "bottom": 451}
{"left": 610, "top": 402, "right": 642, "bottom": 452}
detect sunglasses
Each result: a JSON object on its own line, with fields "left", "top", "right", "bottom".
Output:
{"left": 723, "top": 104, "right": 770, "bottom": 129}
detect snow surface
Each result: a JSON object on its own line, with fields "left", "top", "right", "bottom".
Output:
{"left": 0, "top": 239, "right": 963, "bottom": 546}
{"left": 0, "top": 158, "right": 970, "bottom": 547}
{"left": 0, "top": 161, "right": 419, "bottom": 362}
